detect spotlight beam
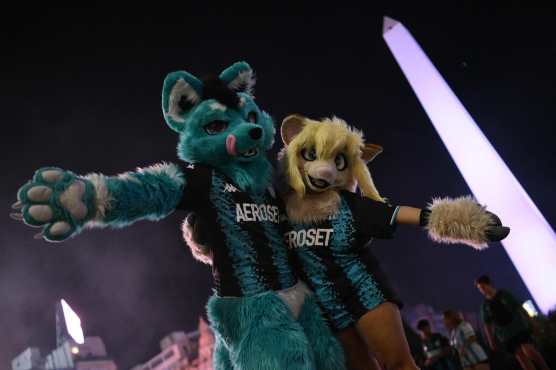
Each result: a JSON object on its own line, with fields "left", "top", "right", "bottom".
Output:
{"left": 383, "top": 16, "right": 556, "bottom": 313}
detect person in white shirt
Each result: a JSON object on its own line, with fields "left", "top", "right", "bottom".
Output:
{"left": 443, "top": 310, "right": 489, "bottom": 370}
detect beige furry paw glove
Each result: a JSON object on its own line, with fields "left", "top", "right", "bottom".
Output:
{"left": 419, "top": 196, "right": 510, "bottom": 250}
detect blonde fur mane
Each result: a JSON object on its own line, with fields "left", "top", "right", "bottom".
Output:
{"left": 284, "top": 116, "right": 385, "bottom": 203}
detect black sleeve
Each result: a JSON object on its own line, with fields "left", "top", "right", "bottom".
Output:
{"left": 342, "top": 191, "right": 399, "bottom": 239}
{"left": 499, "top": 289, "right": 522, "bottom": 310}
{"left": 481, "top": 302, "right": 493, "bottom": 324}
{"left": 176, "top": 163, "right": 212, "bottom": 213}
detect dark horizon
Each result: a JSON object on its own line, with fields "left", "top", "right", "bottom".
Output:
{"left": 2, "top": 7, "right": 555, "bottom": 369}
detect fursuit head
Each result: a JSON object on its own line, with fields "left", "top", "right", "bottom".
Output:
{"left": 279, "top": 114, "right": 384, "bottom": 224}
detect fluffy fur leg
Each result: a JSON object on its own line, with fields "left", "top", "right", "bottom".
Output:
{"left": 236, "top": 321, "right": 316, "bottom": 370}
{"left": 207, "top": 292, "right": 316, "bottom": 370}
{"left": 213, "top": 334, "right": 234, "bottom": 370}
{"left": 297, "top": 295, "right": 346, "bottom": 370}
{"left": 426, "top": 196, "right": 492, "bottom": 249}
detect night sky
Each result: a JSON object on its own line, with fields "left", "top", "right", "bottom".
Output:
{"left": 2, "top": 6, "right": 555, "bottom": 369}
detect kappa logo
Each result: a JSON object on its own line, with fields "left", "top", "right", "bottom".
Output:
{"left": 224, "top": 183, "right": 239, "bottom": 193}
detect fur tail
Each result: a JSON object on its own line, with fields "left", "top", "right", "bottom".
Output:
{"left": 426, "top": 196, "right": 492, "bottom": 250}
{"left": 182, "top": 215, "right": 213, "bottom": 265}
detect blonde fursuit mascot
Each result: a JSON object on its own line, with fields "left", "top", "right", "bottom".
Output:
{"left": 278, "top": 114, "right": 509, "bottom": 370}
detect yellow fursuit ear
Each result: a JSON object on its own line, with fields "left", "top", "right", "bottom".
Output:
{"left": 352, "top": 156, "right": 385, "bottom": 202}
{"left": 361, "top": 143, "right": 383, "bottom": 163}
{"left": 287, "top": 150, "right": 306, "bottom": 196}
{"left": 281, "top": 114, "right": 306, "bottom": 145}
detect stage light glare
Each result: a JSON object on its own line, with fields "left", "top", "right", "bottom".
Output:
{"left": 61, "top": 299, "right": 85, "bottom": 344}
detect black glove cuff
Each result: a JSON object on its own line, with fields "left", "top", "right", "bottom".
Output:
{"left": 419, "top": 209, "right": 431, "bottom": 227}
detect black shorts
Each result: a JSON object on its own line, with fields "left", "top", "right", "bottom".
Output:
{"left": 504, "top": 331, "right": 532, "bottom": 354}
{"left": 327, "top": 247, "right": 403, "bottom": 332}
{"left": 358, "top": 246, "right": 403, "bottom": 310}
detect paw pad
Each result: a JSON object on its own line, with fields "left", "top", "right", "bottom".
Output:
{"left": 27, "top": 186, "right": 52, "bottom": 202}
{"left": 28, "top": 205, "right": 53, "bottom": 223}
{"left": 40, "top": 170, "right": 63, "bottom": 183}
{"left": 49, "top": 221, "right": 72, "bottom": 236}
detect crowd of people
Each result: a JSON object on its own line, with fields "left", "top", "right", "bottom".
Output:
{"left": 414, "top": 275, "right": 550, "bottom": 370}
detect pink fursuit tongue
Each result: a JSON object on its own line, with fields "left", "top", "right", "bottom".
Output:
{"left": 226, "top": 134, "right": 237, "bottom": 156}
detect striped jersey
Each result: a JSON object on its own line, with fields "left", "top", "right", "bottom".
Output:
{"left": 177, "top": 163, "right": 296, "bottom": 297}
{"left": 285, "top": 190, "right": 400, "bottom": 330}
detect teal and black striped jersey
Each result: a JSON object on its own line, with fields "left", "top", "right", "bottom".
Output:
{"left": 177, "top": 163, "right": 296, "bottom": 297}
{"left": 286, "top": 190, "right": 400, "bottom": 331}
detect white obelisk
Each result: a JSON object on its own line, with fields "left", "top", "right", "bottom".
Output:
{"left": 383, "top": 16, "right": 556, "bottom": 314}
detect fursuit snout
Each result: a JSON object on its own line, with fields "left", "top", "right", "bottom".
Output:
{"left": 308, "top": 162, "right": 337, "bottom": 184}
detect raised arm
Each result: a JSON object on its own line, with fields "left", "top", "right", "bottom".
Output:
{"left": 394, "top": 197, "right": 509, "bottom": 249}
{"left": 11, "top": 162, "right": 185, "bottom": 242}
{"left": 395, "top": 206, "right": 421, "bottom": 225}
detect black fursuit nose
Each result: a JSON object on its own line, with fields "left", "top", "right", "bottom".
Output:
{"left": 249, "top": 127, "right": 262, "bottom": 140}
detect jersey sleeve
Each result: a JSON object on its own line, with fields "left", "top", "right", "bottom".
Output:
{"left": 343, "top": 191, "right": 399, "bottom": 239}
{"left": 175, "top": 163, "right": 212, "bottom": 212}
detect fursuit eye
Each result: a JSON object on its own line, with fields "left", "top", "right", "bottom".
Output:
{"left": 335, "top": 154, "right": 347, "bottom": 170}
{"left": 301, "top": 148, "right": 317, "bottom": 161}
{"left": 247, "top": 111, "right": 258, "bottom": 124}
{"left": 204, "top": 120, "right": 229, "bottom": 135}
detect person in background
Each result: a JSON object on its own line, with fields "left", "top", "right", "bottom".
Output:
{"left": 443, "top": 310, "right": 490, "bottom": 370}
{"left": 475, "top": 275, "right": 549, "bottom": 370}
{"left": 417, "top": 319, "right": 461, "bottom": 370}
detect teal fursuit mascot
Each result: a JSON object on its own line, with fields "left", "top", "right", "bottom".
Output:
{"left": 11, "top": 62, "right": 345, "bottom": 370}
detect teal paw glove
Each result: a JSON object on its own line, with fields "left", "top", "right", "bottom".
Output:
{"left": 11, "top": 167, "right": 97, "bottom": 242}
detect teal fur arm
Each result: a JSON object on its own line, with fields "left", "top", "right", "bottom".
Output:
{"left": 84, "top": 162, "right": 185, "bottom": 228}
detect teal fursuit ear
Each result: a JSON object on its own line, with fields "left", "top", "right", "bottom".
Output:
{"left": 162, "top": 71, "right": 204, "bottom": 132}
{"left": 219, "top": 61, "right": 256, "bottom": 96}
